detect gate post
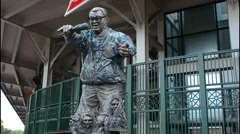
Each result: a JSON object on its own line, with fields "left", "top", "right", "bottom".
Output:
{"left": 127, "top": 64, "right": 133, "bottom": 134}
{"left": 159, "top": 59, "right": 167, "bottom": 134}
{"left": 57, "top": 83, "right": 63, "bottom": 130}
{"left": 198, "top": 53, "right": 209, "bottom": 134}
{"left": 33, "top": 91, "right": 38, "bottom": 134}
{"left": 76, "top": 78, "right": 81, "bottom": 107}
{"left": 25, "top": 94, "right": 32, "bottom": 134}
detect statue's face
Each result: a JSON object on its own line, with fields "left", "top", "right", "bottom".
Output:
{"left": 89, "top": 10, "right": 108, "bottom": 34}
{"left": 83, "top": 115, "right": 93, "bottom": 128}
{"left": 110, "top": 98, "right": 119, "bottom": 113}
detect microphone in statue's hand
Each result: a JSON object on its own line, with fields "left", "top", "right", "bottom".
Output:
{"left": 70, "top": 23, "right": 89, "bottom": 33}
{"left": 57, "top": 23, "right": 89, "bottom": 36}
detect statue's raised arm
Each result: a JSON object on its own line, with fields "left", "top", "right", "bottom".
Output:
{"left": 57, "top": 23, "right": 90, "bottom": 52}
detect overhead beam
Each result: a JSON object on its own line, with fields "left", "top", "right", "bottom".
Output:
{"left": 1, "top": 81, "right": 30, "bottom": 89}
{"left": 1, "top": 60, "right": 37, "bottom": 71}
{"left": 148, "top": 10, "right": 161, "bottom": 27}
{"left": 19, "top": 116, "right": 26, "bottom": 120}
{"left": 13, "top": 103, "right": 25, "bottom": 107}
{"left": 149, "top": 34, "right": 163, "bottom": 50}
{"left": 19, "top": 114, "right": 26, "bottom": 117}
{"left": 128, "top": 0, "right": 143, "bottom": 23}
{"left": 1, "top": 83, "right": 8, "bottom": 94}
{"left": 15, "top": 66, "right": 34, "bottom": 88}
{"left": 54, "top": 69, "right": 79, "bottom": 78}
{"left": 17, "top": 112, "right": 27, "bottom": 114}
{"left": 11, "top": 28, "right": 23, "bottom": 63}
{"left": 6, "top": 94, "right": 23, "bottom": 98}
{"left": 5, "top": 91, "right": 23, "bottom": 98}
{"left": 16, "top": 109, "right": 26, "bottom": 113}
{"left": 1, "top": 18, "right": 50, "bottom": 38}
{"left": 18, "top": 114, "right": 26, "bottom": 117}
{"left": 3, "top": 0, "right": 42, "bottom": 19}
{"left": 13, "top": 66, "right": 26, "bottom": 106}
{"left": 23, "top": 30, "right": 47, "bottom": 64}
{"left": 1, "top": 18, "right": 22, "bottom": 28}
{"left": 54, "top": 52, "right": 73, "bottom": 64}
{"left": 13, "top": 69, "right": 23, "bottom": 96}
{"left": 52, "top": 41, "right": 64, "bottom": 56}
{"left": 17, "top": 112, "right": 26, "bottom": 118}
{"left": 1, "top": 21, "right": 5, "bottom": 49}
{"left": 50, "top": 43, "right": 67, "bottom": 69}
{"left": 101, "top": 2, "right": 136, "bottom": 28}
{"left": 42, "top": 38, "right": 51, "bottom": 88}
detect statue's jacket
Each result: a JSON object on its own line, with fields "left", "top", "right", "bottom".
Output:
{"left": 66, "top": 27, "right": 136, "bottom": 85}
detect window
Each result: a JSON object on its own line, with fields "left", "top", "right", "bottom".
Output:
{"left": 165, "top": 1, "right": 230, "bottom": 57}
{"left": 184, "top": 31, "right": 218, "bottom": 55}
{"left": 166, "top": 12, "right": 181, "bottom": 38}
{"left": 182, "top": 4, "right": 216, "bottom": 34}
{"left": 216, "top": 2, "right": 229, "bottom": 28}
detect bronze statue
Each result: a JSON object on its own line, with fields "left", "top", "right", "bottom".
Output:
{"left": 58, "top": 7, "right": 136, "bottom": 133}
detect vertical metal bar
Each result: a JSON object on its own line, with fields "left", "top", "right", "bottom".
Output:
{"left": 76, "top": 78, "right": 81, "bottom": 108}
{"left": 180, "top": 12, "right": 185, "bottom": 56}
{"left": 159, "top": 59, "right": 167, "bottom": 134}
{"left": 214, "top": 3, "right": 220, "bottom": 52}
{"left": 33, "top": 91, "right": 38, "bottom": 134}
{"left": 26, "top": 94, "right": 33, "bottom": 134}
{"left": 127, "top": 65, "right": 133, "bottom": 134}
{"left": 146, "top": 63, "right": 150, "bottom": 134}
{"left": 57, "top": 82, "right": 63, "bottom": 130}
{"left": 198, "top": 53, "right": 209, "bottom": 134}
{"left": 222, "top": 100, "right": 227, "bottom": 133}
{"left": 45, "top": 107, "right": 48, "bottom": 132}
{"left": 232, "top": 52, "right": 238, "bottom": 82}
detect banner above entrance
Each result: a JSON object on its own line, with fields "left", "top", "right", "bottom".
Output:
{"left": 64, "top": 0, "right": 89, "bottom": 17}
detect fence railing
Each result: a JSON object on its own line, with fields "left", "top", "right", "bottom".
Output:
{"left": 25, "top": 49, "right": 239, "bottom": 134}
{"left": 25, "top": 78, "right": 81, "bottom": 134}
{"left": 127, "top": 49, "right": 239, "bottom": 134}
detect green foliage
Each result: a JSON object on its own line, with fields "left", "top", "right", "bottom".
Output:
{"left": 2, "top": 129, "right": 24, "bottom": 134}
{"left": 1, "top": 120, "right": 5, "bottom": 134}
{"left": 1, "top": 120, "right": 24, "bottom": 134}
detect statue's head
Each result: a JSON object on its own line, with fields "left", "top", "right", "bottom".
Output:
{"left": 89, "top": 7, "right": 109, "bottom": 34}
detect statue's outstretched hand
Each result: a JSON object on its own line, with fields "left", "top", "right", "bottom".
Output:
{"left": 118, "top": 44, "right": 129, "bottom": 57}
{"left": 57, "top": 25, "right": 73, "bottom": 36}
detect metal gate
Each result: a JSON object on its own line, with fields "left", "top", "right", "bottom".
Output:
{"left": 126, "top": 49, "right": 239, "bottom": 134}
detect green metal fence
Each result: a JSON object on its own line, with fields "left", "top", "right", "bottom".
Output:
{"left": 25, "top": 77, "right": 81, "bottom": 134}
{"left": 126, "top": 49, "right": 239, "bottom": 134}
{"left": 25, "top": 49, "right": 239, "bottom": 134}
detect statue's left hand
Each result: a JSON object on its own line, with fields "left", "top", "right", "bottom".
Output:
{"left": 118, "top": 44, "right": 129, "bottom": 57}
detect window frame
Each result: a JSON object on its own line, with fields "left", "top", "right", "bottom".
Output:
{"left": 164, "top": 0, "right": 230, "bottom": 58}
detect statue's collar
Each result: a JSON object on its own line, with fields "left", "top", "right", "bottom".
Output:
{"left": 93, "top": 27, "right": 111, "bottom": 37}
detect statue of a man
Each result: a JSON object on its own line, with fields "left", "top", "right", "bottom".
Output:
{"left": 58, "top": 7, "right": 136, "bottom": 133}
